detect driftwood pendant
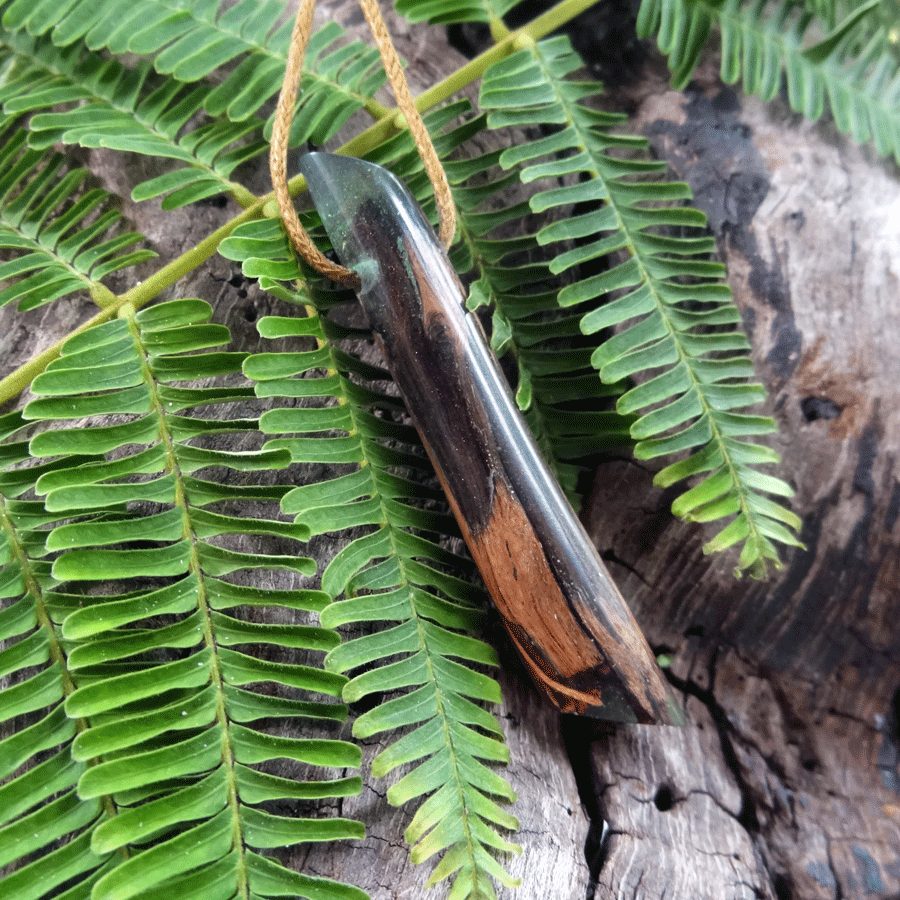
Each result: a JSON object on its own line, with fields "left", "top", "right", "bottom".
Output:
{"left": 297, "top": 152, "right": 682, "bottom": 724}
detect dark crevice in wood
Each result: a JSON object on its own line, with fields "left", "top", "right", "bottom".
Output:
{"left": 800, "top": 395, "right": 843, "bottom": 422}
{"left": 768, "top": 680, "right": 819, "bottom": 779}
{"left": 889, "top": 685, "right": 900, "bottom": 748}
{"left": 445, "top": 22, "right": 491, "bottom": 58}
{"left": 664, "top": 653, "right": 760, "bottom": 833}
{"left": 886, "top": 480, "right": 900, "bottom": 533}
{"left": 877, "top": 682, "right": 900, "bottom": 796}
{"left": 743, "top": 485, "right": 829, "bottom": 671}
{"left": 582, "top": 819, "right": 607, "bottom": 900}
{"left": 560, "top": 715, "right": 617, "bottom": 898}
{"left": 599, "top": 547, "right": 651, "bottom": 587}
{"left": 826, "top": 842, "right": 845, "bottom": 900}
{"left": 652, "top": 785, "right": 674, "bottom": 811}
{"left": 772, "top": 872, "right": 793, "bottom": 900}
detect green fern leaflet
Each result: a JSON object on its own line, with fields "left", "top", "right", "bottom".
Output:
{"left": 480, "top": 35, "right": 802, "bottom": 575}
{"left": 1, "top": 300, "right": 365, "bottom": 900}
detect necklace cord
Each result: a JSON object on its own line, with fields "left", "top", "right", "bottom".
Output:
{"left": 269, "top": 0, "right": 457, "bottom": 287}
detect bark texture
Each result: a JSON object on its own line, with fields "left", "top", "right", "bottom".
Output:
{"left": 580, "top": 53, "right": 900, "bottom": 900}
{"left": 2, "top": 4, "right": 899, "bottom": 900}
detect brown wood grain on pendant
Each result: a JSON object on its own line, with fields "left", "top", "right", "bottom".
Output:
{"left": 447, "top": 475, "right": 621, "bottom": 715}
{"left": 403, "top": 246, "right": 671, "bottom": 722}
{"left": 334, "top": 187, "right": 676, "bottom": 722}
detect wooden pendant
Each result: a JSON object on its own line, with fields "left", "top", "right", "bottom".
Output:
{"left": 297, "top": 152, "right": 682, "bottom": 724}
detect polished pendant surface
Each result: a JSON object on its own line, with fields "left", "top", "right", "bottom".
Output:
{"left": 298, "top": 152, "right": 682, "bottom": 724}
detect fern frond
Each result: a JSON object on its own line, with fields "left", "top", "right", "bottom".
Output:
{"left": 0, "top": 413, "right": 112, "bottom": 900}
{"left": 222, "top": 220, "right": 521, "bottom": 900}
{"left": 637, "top": 0, "right": 900, "bottom": 163}
{"left": 480, "top": 35, "right": 802, "bottom": 576}
{"left": 3, "top": 301, "right": 366, "bottom": 899}
{"left": 0, "top": 23, "right": 385, "bottom": 209}
{"left": 0, "top": 0, "right": 289, "bottom": 73}
{"left": 0, "top": 0, "right": 387, "bottom": 127}
{"left": 395, "top": 0, "right": 518, "bottom": 27}
{"left": 0, "top": 120, "right": 155, "bottom": 310}
{"left": 803, "top": 0, "right": 838, "bottom": 26}
{"left": 0, "top": 30, "right": 263, "bottom": 209}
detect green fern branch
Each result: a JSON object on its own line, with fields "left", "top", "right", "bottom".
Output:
{"left": 1, "top": 300, "right": 366, "bottom": 900}
{"left": 0, "top": 0, "right": 390, "bottom": 123}
{"left": 0, "top": 412, "right": 115, "bottom": 900}
{"left": 0, "top": 119, "right": 155, "bottom": 311}
{"left": 395, "top": 0, "right": 517, "bottom": 38}
{"left": 0, "top": 30, "right": 261, "bottom": 209}
{"left": 221, "top": 222, "right": 520, "bottom": 900}
{"left": 479, "top": 35, "right": 802, "bottom": 575}
{"left": 637, "top": 0, "right": 900, "bottom": 163}
{"left": 0, "top": 23, "right": 387, "bottom": 209}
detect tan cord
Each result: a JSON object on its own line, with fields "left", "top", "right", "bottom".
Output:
{"left": 270, "top": 0, "right": 359, "bottom": 287}
{"left": 269, "top": 0, "right": 457, "bottom": 287}
{"left": 357, "top": 0, "right": 457, "bottom": 248}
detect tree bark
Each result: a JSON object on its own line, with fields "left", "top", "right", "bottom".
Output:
{"left": 579, "top": 51, "right": 900, "bottom": 900}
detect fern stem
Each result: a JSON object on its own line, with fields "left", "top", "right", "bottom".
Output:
{"left": 120, "top": 304, "right": 252, "bottom": 899}
{"left": 525, "top": 44, "right": 782, "bottom": 573}
{"left": 331, "top": 0, "right": 601, "bottom": 161}
{"left": 0, "top": 0, "right": 596, "bottom": 406}
{"left": 0, "top": 204, "right": 266, "bottom": 405}
{"left": 229, "top": 182, "right": 263, "bottom": 209}
{"left": 488, "top": 15, "right": 511, "bottom": 42}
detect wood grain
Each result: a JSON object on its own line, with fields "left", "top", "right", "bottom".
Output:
{"left": 582, "top": 59, "right": 900, "bottom": 899}
{"left": 300, "top": 156, "right": 681, "bottom": 724}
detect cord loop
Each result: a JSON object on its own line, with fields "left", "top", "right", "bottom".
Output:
{"left": 269, "top": 0, "right": 457, "bottom": 286}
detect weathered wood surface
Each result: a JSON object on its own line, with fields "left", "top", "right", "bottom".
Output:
{"left": 0, "top": 3, "right": 590, "bottom": 900}
{"left": 3, "top": 3, "right": 899, "bottom": 899}
{"left": 580, "top": 50, "right": 900, "bottom": 900}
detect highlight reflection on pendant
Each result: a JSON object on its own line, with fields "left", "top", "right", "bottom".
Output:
{"left": 298, "top": 152, "right": 682, "bottom": 724}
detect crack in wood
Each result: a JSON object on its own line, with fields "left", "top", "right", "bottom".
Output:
{"left": 666, "top": 652, "right": 761, "bottom": 834}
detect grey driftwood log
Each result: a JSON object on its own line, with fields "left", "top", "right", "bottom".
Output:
{"left": 2, "top": 2, "right": 899, "bottom": 899}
